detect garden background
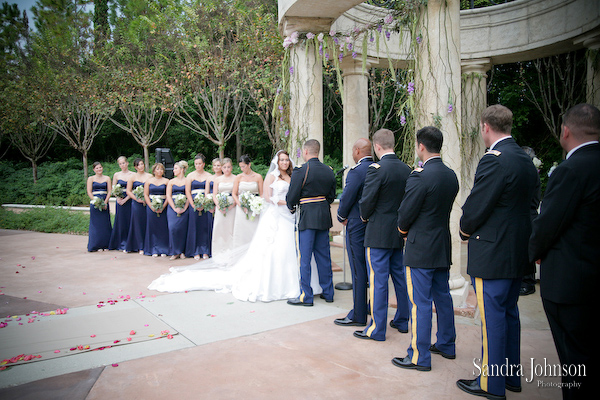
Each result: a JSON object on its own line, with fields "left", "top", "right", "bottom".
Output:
{"left": 0, "top": 1, "right": 587, "bottom": 216}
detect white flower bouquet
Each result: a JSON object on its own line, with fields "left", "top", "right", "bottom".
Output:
{"left": 90, "top": 196, "right": 106, "bottom": 211}
{"left": 173, "top": 193, "right": 187, "bottom": 216}
{"left": 112, "top": 183, "right": 125, "bottom": 198}
{"left": 248, "top": 195, "right": 265, "bottom": 221}
{"left": 216, "top": 193, "right": 234, "bottom": 216}
{"left": 150, "top": 195, "right": 164, "bottom": 217}
{"left": 132, "top": 185, "right": 145, "bottom": 204}
{"left": 239, "top": 191, "right": 255, "bottom": 219}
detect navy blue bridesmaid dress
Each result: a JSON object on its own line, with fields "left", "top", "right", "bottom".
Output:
{"left": 144, "top": 183, "right": 169, "bottom": 256}
{"left": 108, "top": 178, "right": 131, "bottom": 251}
{"left": 185, "top": 180, "right": 213, "bottom": 258}
{"left": 167, "top": 184, "right": 189, "bottom": 256}
{"left": 88, "top": 181, "right": 112, "bottom": 252}
{"left": 125, "top": 181, "right": 146, "bottom": 253}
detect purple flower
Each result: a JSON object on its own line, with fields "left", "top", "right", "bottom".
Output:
{"left": 347, "top": 43, "right": 353, "bottom": 51}
{"left": 407, "top": 82, "right": 415, "bottom": 94}
{"left": 339, "top": 52, "right": 344, "bottom": 62}
{"left": 416, "top": 36, "right": 422, "bottom": 44}
{"left": 317, "top": 33, "right": 324, "bottom": 42}
{"left": 352, "top": 52, "right": 357, "bottom": 59}
{"left": 296, "top": 148, "right": 301, "bottom": 158}
{"left": 278, "top": 105, "right": 284, "bottom": 112}
{"left": 377, "top": 24, "right": 382, "bottom": 33}
{"left": 319, "top": 44, "right": 323, "bottom": 56}
{"left": 384, "top": 14, "right": 394, "bottom": 25}
{"left": 284, "top": 129, "right": 290, "bottom": 137}
{"left": 400, "top": 115, "right": 406, "bottom": 125}
{"left": 448, "top": 104, "right": 453, "bottom": 113}
{"left": 276, "top": 87, "right": 281, "bottom": 94}
{"left": 306, "top": 32, "right": 315, "bottom": 40}
{"left": 385, "top": 31, "right": 391, "bottom": 40}
{"left": 369, "top": 36, "right": 375, "bottom": 43}
{"left": 325, "top": 53, "right": 329, "bottom": 61}
{"left": 333, "top": 37, "right": 339, "bottom": 45}
{"left": 289, "top": 66, "right": 294, "bottom": 75}
{"left": 418, "top": 161, "right": 423, "bottom": 168}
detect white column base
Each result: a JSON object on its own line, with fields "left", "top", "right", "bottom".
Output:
{"left": 450, "top": 279, "right": 470, "bottom": 308}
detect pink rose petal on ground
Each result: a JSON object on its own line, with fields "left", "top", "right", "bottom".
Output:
{"left": 90, "top": 334, "right": 96, "bottom": 338}
{"left": 112, "top": 363, "right": 118, "bottom": 367}
{"left": 167, "top": 335, "right": 173, "bottom": 339}
{"left": 31, "top": 256, "right": 35, "bottom": 260}
{"left": 54, "top": 350, "right": 60, "bottom": 353}
{"left": 129, "top": 330, "right": 136, "bottom": 335}
{"left": 127, "top": 337, "right": 132, "bottom": 341}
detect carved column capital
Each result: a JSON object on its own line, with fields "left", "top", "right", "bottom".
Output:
{"left": 281, "top": 16, "right": 334, "bottom": 37}
{"left": 461, "top": 58, "right": 492, "bottom": 76}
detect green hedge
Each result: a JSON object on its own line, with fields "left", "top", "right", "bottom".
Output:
{"left": 0, "top": 207, "right": 90, "bottom": 235}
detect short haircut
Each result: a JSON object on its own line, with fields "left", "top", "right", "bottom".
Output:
{"left": 372, "top": 128, "right": 395, "bottom": 150}
{"left": 152, "top": 163, "right": 165, "bottom": 175}
{"left": 416, "top": 126, "right": 443, "bottom": 153}
{"left": 563, "top": 103, "right": 600, "bottom": 139}
{"left": 481, "top": 104, "right": 513, "bottom": 134}
{"left": 303, "top": 139, "right": 320, "bottom": 155}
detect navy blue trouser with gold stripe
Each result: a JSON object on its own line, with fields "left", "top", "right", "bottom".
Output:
{"left": 406, "top": 266, "right": 456, "bottom": 368}
{"left": 345, "top": 218, "right": 368, "bottom": 324}
{"left": 473, "top": 277, "right": 521, "bottom": 397}
{"left": 298, "top": 229, "right": 334, "bottom": 303}
{"left": 362, "top": 247, "right": 408, "bottom": 341}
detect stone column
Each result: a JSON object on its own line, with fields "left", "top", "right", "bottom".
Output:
{"left": 340, "top": 57, "right": 373, "bottom": 172}
{"left": 459, "top": 58, "right": 491, "bottom": 291}
{"left": 415, "top": 0, "right": 469, "bottom": 306}
{"left": 282, "top": 17, "right": 332, "bottom": 164}
{"left": 583, "top": 36, "right": 600, "bottom": 108}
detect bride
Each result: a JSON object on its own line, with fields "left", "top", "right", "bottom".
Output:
{"left": 148, "top": 150, "right": 322, "bottom": 302}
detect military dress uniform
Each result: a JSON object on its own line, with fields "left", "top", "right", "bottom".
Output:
{"left": 460, "top": 137, "right": 539, "bottom": 397}
{"left": 357, "top": 153, "right": 411, "bottom": 341}
{"left": 337, "top": 155, "right": 374, "bottom": 324}
{"left": 397, "top": 156, "right": 459, "bottom": 369}
{"left": 529, "top": 141, "right": 600, "bottom": 399}
{"left": 286, "top": 156, "right": 337, "bottom": 305}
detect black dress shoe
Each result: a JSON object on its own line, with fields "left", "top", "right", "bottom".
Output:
{"left": 389, "top": 320, "right": 408, "bottom": 333}
{"left": 429, "top": 344, "right": 456, "bottom": 359}
{"left": 287, "top": 298, "right": 313, "bottom": 307}
{"left": 334, "top": 317, "right": 366, "bottom": 327}
{"left": 456, "top": 379, "right": 506, "bottom": 400}
{"left": 505, "top": 383, "right": 521, "bottom": 393}
{"left": 391, "top": 356, "right": 431, "bottom": 372}
{"left": 353, "top": 330, "right": 375, "bottom": 340}
{"left": 519, "top": 286, "right": 535, "bottom": 296}
{"left": 319, "top": 294, "right": 333, "bottom": 303}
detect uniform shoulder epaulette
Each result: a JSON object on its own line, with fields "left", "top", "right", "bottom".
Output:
{"left": 369, "top": 163, "right": 380, "bottom": 169}
{"left": 412, "top": 167, "right": 423, "bottom": 173}
{"left": 485, "top": 150, "right": 502, "bottom": 157}
{"left": 329, "top": 165, "right": 333, "bottom": 170}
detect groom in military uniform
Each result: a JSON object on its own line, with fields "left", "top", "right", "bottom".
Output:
{"left": 286, "top": 139, "right": 337, "bottom": 306}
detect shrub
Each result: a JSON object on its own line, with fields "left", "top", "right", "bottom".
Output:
{"left": 0, "top": 207, "right": 90, "bottom": 235}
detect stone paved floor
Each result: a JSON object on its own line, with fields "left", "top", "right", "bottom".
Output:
{"left": 0, "top": 229, "right": 561, "bottom": 399}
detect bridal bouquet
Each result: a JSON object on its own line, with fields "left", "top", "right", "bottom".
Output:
{"left": 193, "top": 193, "right": 215, "bottom": 215}
{"left": 132, "top": 185, "right": 145, "bottom": 204}
{"left": 90, "top": 196, "right": 106, "bottom": 211}
{"left": 173, "top": 193, "right": 187, "bottom": 216}
{"left": 216, "top": 193, "right": 234, "bottom": 216}
{"left": 150, "top": 195, "right": 164, "bottom": 217}
{"left": 203, "top": 196, "right": 215, "bottom": 213}
{"left": 248, "top": 195, "right": 266, "bottom": 221}
{"left": 112, "top": 183, "right": 125, "bottom": 198}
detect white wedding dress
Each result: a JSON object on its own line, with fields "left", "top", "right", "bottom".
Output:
{"left": 148, "top": 176, "right": 322, "bottom": 302}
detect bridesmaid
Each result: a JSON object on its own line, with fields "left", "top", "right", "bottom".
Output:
{"left": 211, "top": 158, "right": 223, "bottom": 178}
{"left": 166, "top": 160, "right": 190, "bottom": 260}
{"left": 125, "top": 158, "right": 152, "bottom": 254}
{"left": 144, "top": 163, "right": 169, "bottom": 257}
{"left": 109, "top": 156, "right": 133, "bottom": 251}
{"left": 211, "top": 157, "right": 236, "bottom": 256}
{"left": 87, "top": 161, "right": 112, "bottom": 252}
{"left": 232, "top": 154, "right": 263, "bottom": 248}
{"left": 185, "top": 153, "right": 214, "bottom": 260}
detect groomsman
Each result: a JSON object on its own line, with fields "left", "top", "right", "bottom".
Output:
{"left": 529, "top": 103, "right": 600, "bottom": 400}
{"left": 392, "top": 126, "right": 458, "bottom": 372}
{"left": 354, "top": 129, "right": 411, "bottom": 341}
{"left": 286, "top": 139, "right": 337, "bottom": 306}
{"left": 335, "top": 138, "right": 374, "bottom": 327}
{"left": 457, "top": 105, "right": 539, "bottom": 399}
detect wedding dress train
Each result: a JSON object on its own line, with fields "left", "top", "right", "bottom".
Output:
{"left": 148, "top": 177, "right": 322, "bottom": 302}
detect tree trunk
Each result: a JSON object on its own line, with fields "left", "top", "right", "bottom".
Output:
{"left": 82, "top": 151, "right": 88, "bottom": 181}
{"left": 236, "top": 130, "right": 241, "bottom": 161}
{"left": 32, "top": 160, "right": 38, "bottom": 184}
{"left": 143, "top": 145, "right": 149, "bottom": 172}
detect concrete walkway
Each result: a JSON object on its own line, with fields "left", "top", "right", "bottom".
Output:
{"left": 0, "top": 229, "right": 561, "bottom": 399}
